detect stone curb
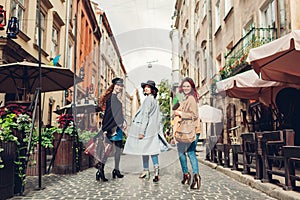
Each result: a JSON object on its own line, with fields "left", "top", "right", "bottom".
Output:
{"left": 199, "top": 159, "right": 300, "bottom": 200}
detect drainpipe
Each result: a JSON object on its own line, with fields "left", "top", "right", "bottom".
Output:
{"left": 98, "top": 14, "right": 103, "bottom": 101}
{"left": 208, "top": 0, "right": 213, "bottom": 87}
{"left": 207, "top": 0, "right": 214, "bottom": 139}
{"left": 63, "top": 0, "right": 70, "bottom": 106}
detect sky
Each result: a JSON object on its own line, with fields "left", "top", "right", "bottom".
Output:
{"left": 95, "top": 0, "right": 177, "bottom": 94}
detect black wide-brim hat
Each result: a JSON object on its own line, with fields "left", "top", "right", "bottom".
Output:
{"left": 112, "top": 77, "right": 124, "bottom": 86}
{"left": 141, "top": 80, "right": 158, "bottom": 92}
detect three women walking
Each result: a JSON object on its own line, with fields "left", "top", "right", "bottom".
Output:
{"left": 94, "top": 77, "right": 201, "bottom": 190}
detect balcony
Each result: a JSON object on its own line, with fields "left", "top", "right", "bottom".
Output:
{"left": 220, "top": 28, "right": 277, "bottom": 80}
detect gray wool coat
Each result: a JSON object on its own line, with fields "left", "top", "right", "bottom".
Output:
{"left": 123, "top": 95, "right": 163, "bottom": 155}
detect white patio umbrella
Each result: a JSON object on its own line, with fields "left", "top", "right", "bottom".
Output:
{"left": 198, "top": 104, "right": 222, "bottom": 123}
{"left": 247, "top": 30, "right": 300, "bottom": 85}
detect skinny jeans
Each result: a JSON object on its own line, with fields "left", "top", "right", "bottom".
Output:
{"left": 177, "top": 133, "right": 200, "bottom": 174}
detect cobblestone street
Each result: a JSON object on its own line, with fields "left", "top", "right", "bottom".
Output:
{"left": 9, "top": 148, "right": 277, "bottom": 200}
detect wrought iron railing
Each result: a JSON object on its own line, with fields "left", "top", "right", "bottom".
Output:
{"left": 220, "top": 28, "right": 277, "bottom": 80}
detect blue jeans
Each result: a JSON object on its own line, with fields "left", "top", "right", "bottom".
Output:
{"left": 142, "top": 154, "right": 159, "bottom": 170}
{"left": 177, "top": 134, "right": 200, "bottom": 174}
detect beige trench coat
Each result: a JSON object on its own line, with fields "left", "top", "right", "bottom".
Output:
{"left": 172, "top": 95, "right": 199, "bottom": 137}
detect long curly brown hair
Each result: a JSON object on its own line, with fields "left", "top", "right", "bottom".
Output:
{"left": 98, "top": 84, "right": 115, "bottom": 111}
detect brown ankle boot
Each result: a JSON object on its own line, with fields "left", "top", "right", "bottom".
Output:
{"left": 181, "top": 172, "right": 191, "bottom": 185}
{"left": 190, "top": 174, "right": 201, "bottom": 189}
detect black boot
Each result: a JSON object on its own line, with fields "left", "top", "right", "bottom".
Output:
{"left": 95, "top": 162, "right": 108, "bottom": 182}
{"left": 190, "top": 174, "right": 201, "bottom": 189}
{"left": 112, "top": 169, "right": 124, "bottom": 178}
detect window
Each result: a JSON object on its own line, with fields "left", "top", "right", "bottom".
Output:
{"left": 35, "top": 10, "right": 46, "bottom": 49}
{"left": 215, "top": 0, "right": 220, "bottom": 30}
{"left": 67, "top": 44, "right": 73, "bottom": 69}
{"left": 195, "top": 52, "right": 200, "bottom": 87}
{"left": 202, "top": 0, "right": 207, "bottom": 19}
{"left": 215, "top": 54, "right": 221, "bottom": 77}
{"left": 93, "top": 41, "right": 97, "bottom": 64}
{"left": 243, "top": 20, "right": 254, "bottom": 50}
{"left": 261, "top": 0, "right": 276, "bottom": 28}
{"left": 10, "top": 0, "right": 25, "bottom": 32}
{"left": 51, "top": 27, "right": 59, "bottom": 58}
{"left": 201, "top": 47, "right": 207, "bottom": 81}
{"left": 224, "top": 0, "right": 232, "bottom": 16}
{"left": 91, "top": 72, "right": 95, "bottom": 87}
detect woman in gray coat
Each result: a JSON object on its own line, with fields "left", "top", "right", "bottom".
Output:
{"left": 123, "top": 80, "right": 161, "bottom": 182}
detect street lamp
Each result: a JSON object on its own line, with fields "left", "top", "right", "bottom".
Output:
{"left": 6, "top": 17, "right": 19, "bottom": 39}
{"left": 146, "top": 60, "right": 158, "bottom": 68}
{"left": 0, "top": 5, "right": 6, "bottom": 30}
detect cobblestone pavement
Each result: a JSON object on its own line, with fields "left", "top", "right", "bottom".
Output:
{"left": 9, "top": 148, "right": 276, "bottom": 200}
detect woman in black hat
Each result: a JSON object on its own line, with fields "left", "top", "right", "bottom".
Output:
{"left": 95, "top": 77, "right": 127, "bottom": 181}
{"left": 123, "top": 80, "right": 164, "bottom": 182}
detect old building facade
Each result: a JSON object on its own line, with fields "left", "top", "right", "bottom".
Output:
{"left": 0, "top": 0, "right": 135, "bottom": 128}
{"left": 173, "top": 0, "right": 300, "bottom": 143}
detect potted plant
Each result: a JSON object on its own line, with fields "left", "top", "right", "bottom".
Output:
{"left": 52, "top": 114, "right": 76, "bottom": 174}
{"left": 0, "top": 105, "right": 21, "bottom": 198}
{"left": 24, "top": 126, "right": 55, "bottom": 176}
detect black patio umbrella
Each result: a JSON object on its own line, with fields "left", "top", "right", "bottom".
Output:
{"left": 0, "top": 61, "right": 81, "bottom": 94}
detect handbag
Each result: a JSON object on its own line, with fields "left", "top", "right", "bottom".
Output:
{"left": 174, "top": 118, "right": 196, "bottom": 143}
{"left": 84, "top": 130, "right": 112, "bottom": 164}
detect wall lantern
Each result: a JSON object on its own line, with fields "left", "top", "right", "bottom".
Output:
{"left": 0, "top": 5, "right": 6, "bottom": 30}
{"left": 79, "top": 67, "right": 85, "bottom": 80}
{"left": 6, "top": 17, "right": 19, "bottom": 39}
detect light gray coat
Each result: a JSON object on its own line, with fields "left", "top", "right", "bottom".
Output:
{"left": 123, "top": 95, "right": 163, "bottom": 155}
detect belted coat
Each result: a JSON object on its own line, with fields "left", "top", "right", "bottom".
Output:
{"left": 123, "top": 95, "right": 162, "bottom": 155}
{"left": 172, "top": 95, "right": 199, "bottom": 139}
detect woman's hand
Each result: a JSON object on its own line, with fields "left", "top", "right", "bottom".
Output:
{"left": 138, "top": 134, "right": 144, "bottom": 139}
{"left": 122, "top": 122, "right": 127, "bottom": 130}
{"left": 174, "top": 110, "right": 182, "bottom": 116}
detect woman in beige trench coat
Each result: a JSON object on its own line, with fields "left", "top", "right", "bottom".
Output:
{"left": 173, "top": 77, "right": 201, "bottom": 189}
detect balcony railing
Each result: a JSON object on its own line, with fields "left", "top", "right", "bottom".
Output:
{"left": 220, "top": 28, "right": 277, "bottom": 80}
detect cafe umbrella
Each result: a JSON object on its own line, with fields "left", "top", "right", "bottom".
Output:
{"left": 247, "top": 30, "right": 300, "bottom": 85}
{"left": 0, "top": 61, "right": 80, "bottom": 95}
{"left": 216, "top": 69, "right": 284, "bottom": 107}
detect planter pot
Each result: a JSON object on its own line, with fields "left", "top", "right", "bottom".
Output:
{"left": 78, "top": 143, "right": 90, "bottom": 171}
{"left": 0, "top": 141, "right": 16, "bottom": 200}
{"left": 26, "top": 145, "right": 46, "bottom": 176}
{"left": 53, "top": 132, "right": 74, "bottom": 174}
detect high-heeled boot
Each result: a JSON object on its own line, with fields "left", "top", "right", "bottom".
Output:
{"left": 181, "top": 172, "right": 191, "bottom": 185}
{"left": 153, "top": 167, "right": 160, "bottom": 182}
{"left": 95, "top": 162, "right": 108, "bottom": 182}
{"left": 190, "top": 174, "right": 201, "bottom": 189}
{"left": 112, "top": 169, "right": 124, "bottom": 178}
{"left": 139, "top": 170, "right": 150, "bottom": 180}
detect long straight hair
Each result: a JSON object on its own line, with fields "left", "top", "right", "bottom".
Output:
{"left": 178, "top": 77, "right": 199, "bottom": 103}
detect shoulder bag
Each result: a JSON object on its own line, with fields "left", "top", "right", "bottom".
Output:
{"left": 174, "top": 118, "right": 196, "bottom": 143}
